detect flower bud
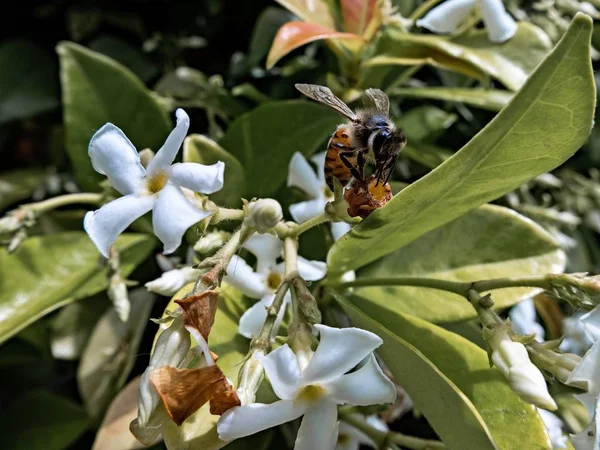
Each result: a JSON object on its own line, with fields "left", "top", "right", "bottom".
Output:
{"left": 527, "top": 341, "right": 584, "bottom": 387}
{"left": 193, "top": 230, "right": 229, "bottom": 254}
{"left": 145, "top": 266, "right": 201, "bottom": 296}
{"left": 291, "top": 277, "right": 321, "bottom": 325}
{"left": 488, "top": 329, "right": 557, "bottom": 410}
{"left": 139, "top": 148, "right": 155, "bottom": 168}
{"left": 246, "top": 198, "right": 283, "bottom": 232}
{"left": 108, "top": 280, "right": 130, "bottom": 322}
{"left": 0, "top": 214, "right": 22, "bottom": 234}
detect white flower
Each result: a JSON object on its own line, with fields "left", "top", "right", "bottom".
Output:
{"left": 336, "top": 415, "right": 388, "bottom": 450}
{"left": 509, "top": 298, "right": 546, "bottom": 340}
{"left": 537, "top": 408, "right": 568, "bottom": 449}
{"left": 217, "top": 325, "right": 396, "bottom": 449}
{"left": 560, "top": 313, "right": 596, "bottom": 356}
{"left": 223, "top": 234, "right": 327, "bottom": 339}
{"left": 145, "top": 266, "right": 201, "bottom": 296}
{"left": 416, "top": 0, "right": 517, "bottom": 43}
{"left": 84, "top": 109, "right": 224, "bottom": 257}
{"left": 288, "top": 152, "right": 351, "bottom": 241}
{"left": 488, "top": 329, "right": 557, "bottom": 410}
{"left": 571, "top": 393, "right": 600, "bottom": 450}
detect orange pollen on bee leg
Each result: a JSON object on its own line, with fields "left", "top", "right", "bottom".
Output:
{"left": 146, "top": 170, "right": 169, "bottom": 193}
{"left": 367, "top": 178, "right": 390, "bottom": 201}
{"left": 267, "top": 272, "right": 283, "bottom": 290}
{"left": 295, "top": 384, "right": 327, "bottom": 404}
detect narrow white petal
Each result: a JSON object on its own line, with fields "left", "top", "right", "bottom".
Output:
{"left": 169, "top": 161, "right": 225, "bottom": 195}
{"left": 310, "top": 152, "right": 327, "bottom": 184}
{"left": 416, "top": 0, "right": 476, "bottom": 34}
{"left": 325, "top": 354, "right": 396, "bottom": 406}
{"left": 301, "top": 325, "right": 383, "bottom": 385}
{"left": 582, "top": 305, "right": 600, "bottom": 341}
{"left": 481, "top": 0, "right": 517, "bottom": 43}
{"left": 537, "top": 409, "right": 568, "bottom": 449}
{"left": 146, "top": 109, "right": 190, "bottom": 174}
{"left": 84, "top": 194, "right": 154, "bottom": 258}
{"left": 259, "top": 344, "right": 301, "bottom": 400}
{"left": 290, "top": 198, "right": 327, "bottom": 224}
{"left": 297, "top": 257, "right": 327, "bottom": 281}
{"left": 568, "top": 340, "right": 600, "bottom": 395}
{"left": 224, "top": 255, "right": 268, "bottom": 298}
{"left": 244, "top": 234, "right": 283, "bottom": 274}
{"left": 238, "top": 293, "right": 290, "bottom": 339}
{"left": 330, "top": 222, "right": 351, "bottom": 241}
{"left": 152, "top": 183, "right": 212, "bottom": 254}
{"left": 217, "top": 400, "right": 306, "bottom": 441}
{"left": 288, "top": 152, "right": 322, "bottom": 198}
{"left": 88, "top": 124, "right": 145, "bottom": 195}
{"left": 295, "top": 400, "right": 339, "bottom": 450}
{"left": 337, "top": 422, "right": 364, "bottom": 450}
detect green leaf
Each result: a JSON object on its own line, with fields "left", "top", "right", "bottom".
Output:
{"left": 0, "top": 40, "right": 60, "bottom": 124}
{"left": 218, "top": 101, "right": 340, "bottom": 198}
{"left": 333, "top": 295, "right": 498, "bottom": 450}
{"left": 0, "top": 232, "right": 155, "bottom": 345}
{"left": 396, "top": 105, "right": 457, "bottom": 142}
{"left": 77, "top": 289, "right": 154, "bottom": 420}
{"left": 158, "top": 283, "right": 253, "bottom": 450}
{"left": 402, "top": 142, "right": 452, "bottom": 169}
{"left": 328, "top": 14, "right": 596, "bottom": 274}
{"left": 0, "top": 390, "right": 89, "bottom": 450}
{"left": 88, "top": 35, "right": 160, "bottom": 82}
{"left": 337, "top": 295, "right": 552, "bottom": 450}
{"left": 381, "top": 23, "right": 552, "bottom": 91}
{"left": 57, "top": 41, "right": 171, "bottom": 191}
{"left": 391, "top": 87, "right": 513, "bottom": 112}
{"left": 184, "top": 135, "right": 246, "bottom": 208}
{"left": 353, "top": 205, "right": 565, "bottom": 322}
{"left": 0, "top": 168, "right": 45, "bottom": 210}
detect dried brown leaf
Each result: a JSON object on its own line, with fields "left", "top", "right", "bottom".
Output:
{"left": 175, "top": 290, "right": 219, "bottom": 342}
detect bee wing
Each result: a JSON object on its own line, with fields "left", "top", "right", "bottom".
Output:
{"left": 365, "top": 88, "right": 390, "bottom": 117}
{"left": 295, "top": 84, "right": 356, "bottom": 121}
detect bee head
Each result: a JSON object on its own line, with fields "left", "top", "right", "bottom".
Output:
{"left": 371, "top": 127, "right": 407, "bottom": 184}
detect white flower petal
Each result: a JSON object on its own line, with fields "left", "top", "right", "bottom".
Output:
{"left": 146, "top": 109, "right": 190, "bottom": 174}
{"left": 330, "top": 222, "right": 351, "bottom": 241}
{"left": 301, "top": 325, "right": 383, "bottom": 385}
{"left": 217, "top": 400, "right": 306, "bottom": 441}
{"left": 509, "top": 298, "right": 545, "bottom": 340}
{"left": 288, "top": 152, "right": 322, "bottom": 199}
{"left": 152, "top": 182, "right": 212, "bottom": 254}
{"left": 224, "top": 255, "right": 268, "bottom": 298}
{"left": 481, "top": 0, "right": 518, "bottom": 43}
{"left": 297, "top": 257, "right": 327, "bottom": 281}
{"left": 295, "top": 400, "right": 339, "bottom": 450}
{"left": 337, "top": 422, "right": 366, "bottom": 450}
{"left": 568, "top": 340, "right": 600, "bottom": 395}
{"left": 570, "top": 395, "right": 600, "bottom": 450}
{"left": 326, "top": 354, "right": 396, "bottom": 406}
{"left": 88, "top": 124, "right": 145, "bottom": 195}
{"left": 290, "top": 198, "right": 327, "bottom": 224}
{"left": 310, "top": 152, "right": 327, "bottom": 183}
{"left": 169, "top": 161, "right": 225, "bottom": 195}
{"left": 244, "top": 234, "right": 283, "bottom": 274}
{"left": 145, "top": 267, "right": 200, "bottom": 296}
{"left": 537, "top": 409, "right": 568, "bottom": 449}
{"left": 238, "top": 293, "right": 290, "bottom": 339}
{"left": 259, "top": 344, "right": 301, "bottom": 400}
{"left": 582, "top": 305, "right": 600, "bottom": 342}
{"left": 84, "top": 194, "right": 154, "bottom": 258}
{"left": 416, "top": 0, "right": 476, "bottom": 34}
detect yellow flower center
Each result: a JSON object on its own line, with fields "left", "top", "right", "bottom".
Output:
{"left": 146, "top": 170, "right": 169, "bottom": 194}
{"left": 295, "top": 384, "right": 327, "bottom": 404}
{"left": 266, "top": 271, "right": 283, "bottom": 290}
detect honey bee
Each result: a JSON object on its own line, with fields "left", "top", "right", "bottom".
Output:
{"left": 295, "top": 83, "right": 406, "bottom": 190}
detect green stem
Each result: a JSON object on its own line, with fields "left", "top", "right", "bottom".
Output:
{"left": 211, "top": 207, "right": 245, "bottom": 223}
{"left": 330, "top": 275, "right": 553, "bottom": 297}
{"left": 288, "top": 211, "right": 330, "bottom": 238}
{"left": 251, "top": 279, "right": 291, "bottom": 353}
{"left": 409, "top": 0, "right": 445, "bottom": 21}
{"left": 26, "top": 193, "right": 103, "bottom": 214}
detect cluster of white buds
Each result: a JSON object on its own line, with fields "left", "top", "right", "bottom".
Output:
{"left": 245, "top": 198, "right": 283, "bottom": 233}
{"left": 526, "top": 340, "right": 584, "bottom": 387}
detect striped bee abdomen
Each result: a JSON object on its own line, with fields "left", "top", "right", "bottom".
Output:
{"left": 324, "top": 125, "right": 357, "bottom": 191}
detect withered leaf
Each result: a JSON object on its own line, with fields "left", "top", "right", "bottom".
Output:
{"left": 175, "top": 290, "right": 219, "bottom": 341}
{"left": 210, "top": 380, "right": 241, "bottom": 415}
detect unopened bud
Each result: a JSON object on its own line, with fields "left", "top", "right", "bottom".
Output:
{"left": 236, "top": 351, "right": 265, "bottom": 405}
{"left": 145, "top": 266, "right": 201, "bottom": 296}
{"left": 487, "top": 328, "right": 557, "bottom": 410}
{"left": 291, "top": 277, "right": 322, "bottom": 325}
{"left": 527, "top": 341, "right": 584, "bottom": 387}
{"left": 194, "top": 230, "right": 229, "bottom": 254}
{"left": 108, "top": 279, "right": 130, "bottom": 322}
{"left": 246, "top": 199, "right": 283, "bottom": 232}
{"left": 8, "top": 228, "right": 27, "bottom": 253}
{"left": 0, "top": 214, "right": 22, "bottom": 234}
{"left": 139, "top": 148, "right": 155, "bottom": 168}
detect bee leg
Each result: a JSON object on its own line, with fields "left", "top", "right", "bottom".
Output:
{"left": 384, "top": 158, "right": 396, "bottom": 185}
{"left": 356, "top": 151, "right": 366, "bottom": 180}
{"left": 340, "top": 151, "right": 362, "bottom": 181}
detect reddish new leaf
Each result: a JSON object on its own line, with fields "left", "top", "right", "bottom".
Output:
{"left": 267, "top": 21, "right": 362, "bottom": 69}
{"left": 341, "top": 0, "right": 377, "bottom": 35}
{"left": 275, "top": 0, "right": 336, "bottom": 29}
